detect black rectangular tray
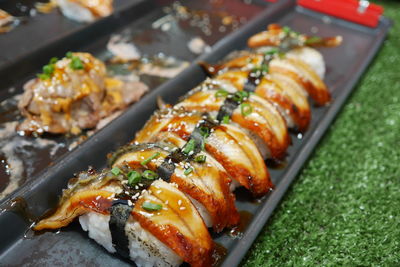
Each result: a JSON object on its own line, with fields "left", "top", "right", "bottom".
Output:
{"left": 0, "top": 0, "right": 391, "bottom": 266}
{"left": 0, "top": 0, "right": 268, "bottom": 194}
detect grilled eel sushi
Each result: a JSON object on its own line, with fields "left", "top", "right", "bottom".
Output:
{"left": 33, "top": 24, "right": 341, "bottom": 266}
{"left": 34, "top": 165, "right": 213, "bottom": 267}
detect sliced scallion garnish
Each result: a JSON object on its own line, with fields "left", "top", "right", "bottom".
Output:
{"left": 70, "top": 56, "right": 84, "bottom": 70}
{"left": 264, "top": 48, "right": 279, "bottom": 56}
{"left": 49, "top": 57, "right": 59, "bottom": 64}
{"left": 222, "top": 115, "right": 230, "bottom": 124}
{"left": 142, "top": 170, "right": 158, "bottom": 180}
{"left": 37, "top": 57, "right": 58, "bottom": 80}
{"left": 184, "top": 167, "right": 193, "bottom": 176}
{"left": 142, "top": 201, "right": 162, "bottom": 211}
{"left": 199, "top": 126, "right": 210, "bottom": 138}
{"left": 194, "top": 155, "right": 206, "bottom": 163}
{"left": 305, "top": 36, "right": 322, "bottom": 45}
{"left": 127, "top": 170, "right": 141, "bottom": 185}
{"left": 232, "top": 91, "right": 250, "bottom": 103}
{"left": 282, "top": 26, "right": 291, "bottom": 34}
{"left": 141, "top": 152, "right": 161, "bottom": 166}
{"left": 240, "top": 103, "right": 253, "bottom": 117}
{"left": 111, "top": 167, "right": 121, "bottom": 176}
{"left": 215, "top": 89, "right": 229, "bottom": 98}
{"left": 182, "top": 139, "right": 196, "bottom": 155}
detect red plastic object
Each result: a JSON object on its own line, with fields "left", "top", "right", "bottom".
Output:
{"left": 297, "top": 0, "right": 384, "bottom": 28}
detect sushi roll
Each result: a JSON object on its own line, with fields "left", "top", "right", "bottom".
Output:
{"left": 18, "top": 52, "right": 148, "bottom": 135}
{"left": 109, "top": 142, "right": 240, "bottom": 232}
{"left": 175, "top": 85, "right": 290, "bottom": 160}
{"left": 56, "top": 0, "right": 113, "bottom": 23}
{"left": 215, "top": 69, "right": 311, "bottom": 132}
{"left": 247, "top": 23, "right": 342, "bottom": 49}
{"left": 32, "top": 24, "right": 343, "bottom": 266}
{"left": 34, "top": 169, "right": 213, "bottom": 267}
{"left": 135, "top": 108, "right": 272, "bottom": 196}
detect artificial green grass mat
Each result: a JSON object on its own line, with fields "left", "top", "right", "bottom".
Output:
{"left": 242, "top": 1, "right": 400, "bottom": 266}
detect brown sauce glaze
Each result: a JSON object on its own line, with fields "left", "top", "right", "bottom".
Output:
{"left": 228, "top": 210, "right": 253, "bottom": 239}
{"left": 266, "top": 158, "right": 287, "bottom": 170}
{"left": 212, "top": 242, "right": 228, "bottom": 267}
{"left": 0, "top": 155, "right": 9, "bottom": 192}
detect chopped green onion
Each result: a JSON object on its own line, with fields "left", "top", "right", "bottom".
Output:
{"left": 253, "top": 64, "right": 269, "bottom": 74}
{"left": 232, "top": 91, "right": 250, "bottom": 103}
{"left": 142, "top": 201, "right": 162, "bottom": 211}
{"left": 222, "top": 115, "right": 230, "bottom": 124}
{"left": 111, "top": 167, "right": 121, "bottom": 176}
{"left": 127, "top": 171, "right": 141, "bottom": 185}
{"left": 66, "top": 51, "right": 73, "bottom": 59}
{"left": 262, "top": 64, "right": 269, "bottom": 73}
{"left": 38, "top": 56, "right": 59, "bottom": 80}
{"left": 37, "top": 73, "right": 50, "bottom": 80}
{"left": 142, "top": 170, "right": 158, "bottom": 180}
{"left": 182, "top": 139, "right": 196, "bottom": 155}
{"left": 194, "top": 155, "right": 206, "bottom": 163}
{"left": 141, "top": 152, "right": 161, "bottom": 166}
{"left": 199, "top": 126, "right": 210, "bottom": 138}
{"left": 305, "top": 36, "right": 322, "bottom": 45}
{"left": 201, "top": 139, "right": 206, "bottom": 151}
{"left": 70, "top": 56, "right": 84, "bottom": 70}
{"left": 264, "top": 48, "right": 279, "bottom": 56}
{"left": 42, "top": 64, "right": 54, "bottom": 76}
{"left": 282, "top": 26, "right": 291, "bottom": 34}
{"left": 49, "top": 57, "right": 59, "bottom": 64}
{"left": 184, "top": 167, "right": 193, "bottom": 175}
{"left": 215, "top": 89, "right": 229, "bottom": 98}
{"left": 241, "top": 103, "right": 253, "bottom": 117}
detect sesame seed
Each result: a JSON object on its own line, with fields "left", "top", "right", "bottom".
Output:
{"left": 178, "top": 200, "right": 182, "bottom": 206}
{"left": 180, "top": 207, "right": 186, "bottom": 210}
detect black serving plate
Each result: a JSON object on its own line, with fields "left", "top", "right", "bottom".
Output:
{"left": 0, "top": 0, "right": 391, "bottom": 266}
{"left": 0, "top": 0, "right": 267, "bottom": 196}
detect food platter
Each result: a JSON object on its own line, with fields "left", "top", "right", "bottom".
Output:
{"left": 0, "top": 0, "right": 267, "bottom": 199}
{"left": 0, "top": 0, "right": 391, "bottom": 266}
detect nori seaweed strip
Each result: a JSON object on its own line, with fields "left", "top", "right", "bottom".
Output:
{"left": 216, "top": 97, "right": 240, "bottom": 123}
{"left": 156, "top": 148, "right": 186, "bottom": 181}
{"left": 110, "top": 117, "right": 218, "bottom": 182}
{"left": 243, "top": 53, "right": 275, "bottom": 93}
{"left": 109, "top": 199, "right": 133, "bottom": 258}
{"left": 243, "top": 78, "right": 258, "bottom": 92}
{"left": 157, "top": 117, "right": 218, "bottom": 179}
